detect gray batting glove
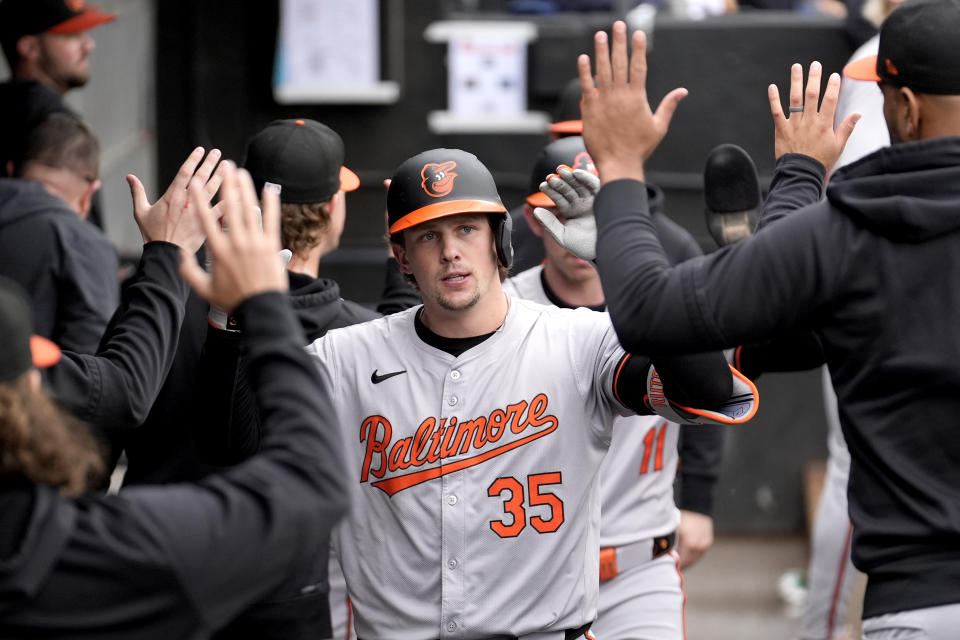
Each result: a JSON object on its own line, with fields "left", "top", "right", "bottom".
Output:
{"left": 533, "top": 166, "right": 600, "bottom": 261}
{"left": 542, "top": 166, "right": 600, "bottom": 219}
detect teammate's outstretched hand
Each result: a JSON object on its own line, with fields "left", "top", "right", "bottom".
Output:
{"left": 578, "top": 21, "right": 688, "bottom": 184}
{"left": 534, "top": 166, "right": 600, "bottom": 260}
{"left": 180, "top": 162, "right": 288, "bottom": 313}
{"left": 768, "top": 62, "right": 860, "bottom": 170}
{"left": 126, "top": 147, "right": 224, "bottom": 252}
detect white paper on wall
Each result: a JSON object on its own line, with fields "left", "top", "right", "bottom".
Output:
{"left": 274, "top": 0, "right": 379, "bottom": 90}
{"left": 447, "top": 33, "right": 526, "bottom": 117}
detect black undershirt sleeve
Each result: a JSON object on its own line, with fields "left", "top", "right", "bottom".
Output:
{"left": 612, "top": 350, "right": 733, "bottom": 415}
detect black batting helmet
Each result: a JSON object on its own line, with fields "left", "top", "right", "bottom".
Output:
{"left": 387, "top": 148, "right": 513, "bottom": 269}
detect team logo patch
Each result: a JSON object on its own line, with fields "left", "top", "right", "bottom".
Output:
{"left": 572, "top": 151, "right": 598, "bottom": 177}
{"left": 421, "top": 161, "right": 458, "bottom": 198}
{"left": 885, "top": 58, "right": 899, "bottom": 76}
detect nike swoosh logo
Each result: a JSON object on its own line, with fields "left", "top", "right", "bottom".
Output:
{"left": 371, "top": 369, "right": 407, "bottom": 384}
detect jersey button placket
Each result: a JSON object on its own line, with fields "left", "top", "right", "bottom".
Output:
{"left": 440, "top": 367, "right": 466, "bottom": 637}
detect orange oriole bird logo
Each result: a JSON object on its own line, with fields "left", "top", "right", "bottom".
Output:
{"left": 572, "top": 151, "right": 598, "bottom": 177}
{"left": 421, "top": 161, "right": 458, "bottom": 198}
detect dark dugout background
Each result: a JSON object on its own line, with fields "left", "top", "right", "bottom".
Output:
{"left": 156, "top": 0, "right": 856, "bottom": 534}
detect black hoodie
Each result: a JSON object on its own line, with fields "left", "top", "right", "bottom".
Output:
{"left": 0, "top": 178, "right": 119, "bottom": 354}
{"left": 593, "top": 136, "right": 960, "bottom": 618}
{"left": 0, "top": 293, "right": 349, "bottom": 638}
{"left": 117, "top": 263, "right": 413, "bottom": 640}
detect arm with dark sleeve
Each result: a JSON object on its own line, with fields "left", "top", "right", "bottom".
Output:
{"left": 593, "top": 167, "right": 844, "bottom": 355}
{"left": 612, "top": 350, "right": 733, "bottom": 416}
{"left": 677, "top": 423, "right": 723, "bottom": 515}
{"left": 42, "top": 242, "right": 188, "bottom": 430}
{"left": 376, "top": 257, "right": 420, "bottom": 315}
{"left": 93, "top": 293, "right": 349, "bottom": 631}
{"left": 194, "top": 327, "right": 262, "bottom": 465}
{"left": 612, "top": 207, "right": 734, "bottom": 413}
{"left": 734, "top": 154, "right": 829, "bottom": 376}
{"left": 54, "top": 221, "right": 121, "bottom": 353}
{"left": 757, "top": 154, "right": 826, "bottom": 231}
{"left": 653, "top": 211, "right": 725, "bottom": 515}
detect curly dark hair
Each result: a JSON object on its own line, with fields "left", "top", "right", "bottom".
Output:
{"left": 0, "top": 373, "right": 105, "bottom": 496}
{"left": 281, "top": 201, "right": 332, "bottom": 256}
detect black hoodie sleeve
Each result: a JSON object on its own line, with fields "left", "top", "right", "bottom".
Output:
{"left": 652, "top": 210, "right": 725, "bottom": 516}
{"left": 377, "top": 257, "right": 421, "bottom": 315}
{"left": 194, "top": 327, "right": 262, "bottom": 465}
{"left": 42, "top": 242, "right": 188, "bottom": 431}
{"left": 757, "top": 154, "right": 826, "bottom": 230}
{"left": 733, "top": 154, "right": 829, "bottom": 378}
{"left": 80, "top": 293, "right": 349, "bottom": 632}
{"left": 593, "top": 157, "right": 847, "bottom": 355}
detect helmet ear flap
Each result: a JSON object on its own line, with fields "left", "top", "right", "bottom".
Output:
{"left": 494, "top": 213, "right": 513, "bottom": 269}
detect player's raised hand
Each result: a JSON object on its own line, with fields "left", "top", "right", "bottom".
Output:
{"left": 534, "top": 165, "right": 601, "bottom": 260}
{"left": 578, "top": 21, "right": 688, "bottom": 184}
{"left": 180, "top": 162, "right": 288, "bottom": 313}
{"left": 542, "top": 165, "right": 600, "bottom": 220}
{"left": 127, "top": 146, "right": 224, "bottom": 252}
{"left": 768, "top": 62, "right": 861, "bottom": 171}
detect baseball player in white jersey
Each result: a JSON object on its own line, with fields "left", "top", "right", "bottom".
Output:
{"left": 504, "top": 137, "right": 724, "bottom": 639}
{"left": 307, "top": 148, "right": 756, "bottom": 640}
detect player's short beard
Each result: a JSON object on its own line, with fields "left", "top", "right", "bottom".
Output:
{"left": 434, "top": 287, "right": 482, "bottom": 312}
{"left": 39, "top": 49, "right": 88, "bottom": 90}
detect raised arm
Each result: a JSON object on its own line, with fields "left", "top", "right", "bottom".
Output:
{"left": 44, "top": 148, "right": 223, "bottom": 430}
{"left": 578, "top": 23, "right": 857, "bottom": 354}
{"left": 132, "top": 164, "right": 347, "bottom": 630}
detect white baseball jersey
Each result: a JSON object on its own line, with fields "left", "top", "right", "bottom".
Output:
{"left": 504, "top": 266, "right": 681, "bottom": 546}
{"left": 307, "top": 297, "right": 630, "bottom": 640}
{"left": 505, "top": 267, "right": 685, "bottom": 640}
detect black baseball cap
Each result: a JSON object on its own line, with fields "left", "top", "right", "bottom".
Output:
{"left": 843, "top": 0, "right": 960, "bottom": 95}
{"left": 387, "top": 148, "right": 506, "bottom": 234}
{"left": 0, "top": 277, "right": 61, "bottom": 383}
{"left": 0, "top": 0, "right": 116, "bottom": 43}
{"left": 243, "top": 119, "right": 359, "bottom": 204}
{"left": 526, "top": 136, "right": 598, "bottom": 208}
{"left": 549, "top": 78, "right": 584, "bottom": 136}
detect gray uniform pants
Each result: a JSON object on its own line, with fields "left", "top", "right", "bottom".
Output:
{"left": 862, "top": 603, "right": 960, "bottom": 640}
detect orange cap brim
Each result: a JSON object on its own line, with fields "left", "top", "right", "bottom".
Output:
{"left": 525, "top": 192, "right": 555, "bottom": 208}
{"left": 548, "top": 120, "right": 583, "bottom": 135}
{"left": 389, "top": 200, "right": 507, "bottom": 234}
{"left": 48, "top": 9, "right": 117, "bottom": 34}
{"left": 340, "top": 166, "right": 360, "bottom": 192}
{"left": 31, "top": 335, "right": 61, "bottom": 369}
{"left": 843, "top": 55, "right": 881, "bottom": 82}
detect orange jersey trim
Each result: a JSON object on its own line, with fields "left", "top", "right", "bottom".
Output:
{"left": 671, "top": 364, "right": 759, "bottom": 425}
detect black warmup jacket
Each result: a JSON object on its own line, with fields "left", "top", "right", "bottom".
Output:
{"left": 120, "top": 265, "right": 405, "bottom": 486}
{"left": 44, "top": 242, "right": 188, "bottom": 431}
{"left": 0, "top": 293, "right": 349, "bottom": 638}
{"left": 593, "top": 137, "right": 960, "bottom": 618}
{"left": 118, "top": 261, "right": 414, "bottom": 639}
{"left": 0, "top": 178, "right": 119, "bottom": 354}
